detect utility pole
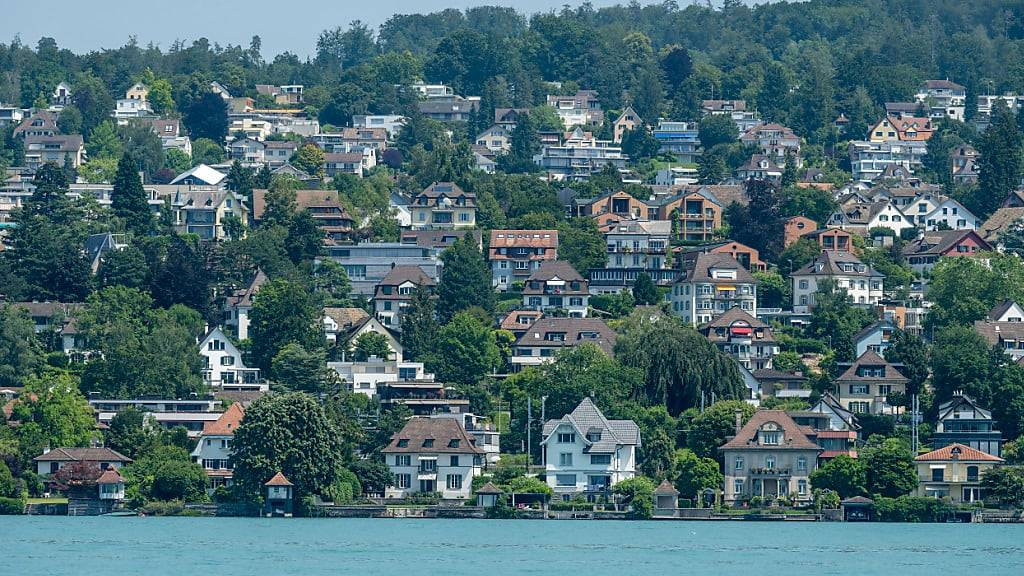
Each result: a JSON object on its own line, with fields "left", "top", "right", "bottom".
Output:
{"left": 540, "top": 396, "right": 547, "bottom": 470}
{"left": 526, "top": 396, "right": 532, "bottom": 471}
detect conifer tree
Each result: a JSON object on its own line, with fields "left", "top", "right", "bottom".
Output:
{"left": 112, "top": 152, "right": 153, "bottom": 237}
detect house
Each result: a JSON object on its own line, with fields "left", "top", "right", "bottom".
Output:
{"left": 789, "top": 397, "right": 860, "bottom": 462}
{"left": 251, "top": 189, "right": 355, "bottom": 243}
{"left": 834, "top": 350, "right": 908, "bottom": 415}
{"left": 720, "top": 410, "right": 821, "bottom": 505}
{"left": 932, "top": 392, "right": 1003, "bottom": 458}
{"left": 974, "top": 310, "right": 1024, "bottom": 361}
{"left": 323, "top": 242, "right": 444, "bottom": 296}
{"left": 701, "top": 99, "right": 761, "bottom": 132}
{"left": 546, "top": 90, "right": 603, "bottom": 128}
{"left": 853, "top": 320, "right": 898, "bottom": 357}
{"left": 679, "top": 240, "right": 767, "bottom": 273}
{"left": 113, "top": 97, "right": 154, "bottom": 123}
{"left": 868, "top": 115, "right": 934, "bottom": 143}
{"left": 573, "top": 190, "right": 650, "bottom": 221}
{"left": 382, "top": 417, "right": 484, "bottom": 499}
{"left": 902, "top": 229, "right": 990, "bottom": 274}
{"left": 951, "top": 145, "right": 979, "bottom": 185}
{"left": 493, "top": 108, "right": 529, "bottom": 128}
{"left": 324, "top": 152, "right": 365, "bottom": 178}
{"left": 914, "top": 80, "right": 967, "bottom": 121}
{"left": 734, "top": 155, "right": 783, "bottom": 182}
{"left": 784, "top": 216, "right": 818, "bottom": 247}
{"left": 199, "top": 327, "right": 264, "bottom": 391}
{"left": 791, "top": 251, "right": 884, "bottom": 314}
{"left": 541, "top": 398, "right": 640, "bottom": 497}
{"left": 330, "top": 358, "right": 433, "bottom": 398}
{"left": 168, "top": 164, "right": 226, "bottom": 186}
{"left": 827, "top": 200, "right": 912, "bottom": 236}
{"left": 153, "top": 189, "right": 248, "bottom": 240}
{"left": 0, "top": 105, "right": 24, "bottom": 127}
{"left": 913, "top": 444, "right": 1003, "bottom": 504}
{"left": 499, "top": 310, "right": 543, "bottom": 338}
{"left": 923, "top": 198, "right": 979, "bottom": 231}
{"left": 228, "top": 118, "right": 273, "bottom": 141}
{"left": 651, "top": 120, "right": 700, "bottom": 163}
{"left": 522, "top": 261, "right": 589, "bottom": 317}
{"left": 671, "top": 253, "right": 758, "bottom": 327}
{"left": 52, "top": 82, "right": 73, "bottom": 107}
{"left": 652, "top": 187, "right": 726, "bottom": 243}
{"left": 431, "top": 412, "right": 501, "bottom": 466}
{"left": 488, "top": 229, "right": 559, "bottom": 291}
{"left": 84, "top": 232, "right": 127, "bottom": 274}
{"left": 979, "top": 207, "right": 1024, "bottom": 245}
{"left": 612, "top": 106, "right": 641, "bottom": 143}
{"left": 34, "top": 447, "right": 132, "bottom": 476}
{"left": 222, "top": 269, "right": 267, "bottom": 340}
{"left": 410, "top": 182, "right": 477, "bottom": 230}
{"left": 417, "top": 95, "right": 479, "bottom": 122}
{"left": 753, "top": 369, "right": 810, "bottom": 401}
{"left": 89, "top": 397, "right": 225, "bottom": 438}
{"left": 23, "top": 135, "right": 85, "bottom": 170}
{"left": 700, "top": 307, "right": 778, "bottom": 370}
{"left": 13, "top": 110, "right": 58, "bottom": 137}
{"left": 374, "top": 265, "right": 436, "bottom": 330}
{"left": 256, "top": 84, "right": 304, "bottom": 104}
{"left": 848, "top": 140, "right": 927, "bottom": 183}
{"left": 96, "top": 467, "right": 126, "bottom": 506}
{"left": 190, "top": 402, "right": 244, "bottom": 494}
{"left": 802, "top": 228, "right": 853, "bottom": 253}
{"left": 329, "top": 315, "right": 403, "bottom": 362}
{"left": 6, "top": 301, "right": 84, "bottom": 355}
{"left": 352, "top": 114, "right": 406, "bottom": 138}
{"left": 264, "top": 472, "right": 295, "bottom": 517}
{"left": 511, "top": 317, "right": 616, "bottom": 370}
{"left": 739, "top": 123, "right": 801, "bottom": 165}
{"left": 322, "top": 306, "right": 370, "bottom": 345}
{"left": 475, "top": 124, "right": 512, "bottom": 155}
{"left": 534, "top": 139, "right": 626, "bottom": 181}
{"left": 880, "top": 302, "right": 928, "bottom": 338}
{"left": 589, "top": 219, "right": 673, "bottom": 294}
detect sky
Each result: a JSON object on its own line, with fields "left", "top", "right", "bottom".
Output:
{"left": 4, "top": 0, "right": 675, "bottom": 59}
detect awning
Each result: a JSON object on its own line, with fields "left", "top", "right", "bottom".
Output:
{"left": 730, "top": 327, "right": 753, "bottom": 335}
{"left": 717, "top": 285, "right": 736, "bottom": 291}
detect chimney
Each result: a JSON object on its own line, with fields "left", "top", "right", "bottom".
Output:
{"left": 734, "top": 409, "right": 743, "bottom": 436}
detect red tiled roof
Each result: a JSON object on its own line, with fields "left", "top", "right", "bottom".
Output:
{"left": 265, "top": 472, "right": 294, "bottom": 486}
{"left": 719, "top": 410, "right": 821, "bottom": 451}
{"left": 914, "top": 443, "right": 1004, "bottom": 463}
{"left": 97, "top": 468, "right": 124, "bottom": 484}
{"left": 203, "top": 403, "right": 244, "bottom": 436}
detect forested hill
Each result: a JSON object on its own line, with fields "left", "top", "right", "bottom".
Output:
{"left": 2, "top": 0, "right": 1023, "bottom": 144}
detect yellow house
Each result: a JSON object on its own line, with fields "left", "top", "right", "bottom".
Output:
{"left": 125, "top": 82, "right": 149, "bottom": 102}
{"left": 913, "top": 443, "right": 1003, "bottom": 504}
{"left": 868, "top": 117, "right": 899, "bottom": 142}
{"left": 613, "top": 106, "right": 642, "bottom": 143}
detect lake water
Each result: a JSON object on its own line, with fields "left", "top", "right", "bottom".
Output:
{"left": 4, "top": 517, "right": 1023, "bottom": 575}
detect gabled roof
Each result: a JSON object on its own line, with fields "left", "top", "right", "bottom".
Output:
{"left": 937, "top": 393, "right": 992, "bottom": 422}
{"left": 793, "top": 251, "right": 883, "bottom": 278}
{"left": 524, "top": 260, "right": 584, "bottom": 283}
{"left": 499, "top": 309, "right": 543, "bottom": 332}
{"left": 514, "top": 317, "right": 616, "bottom": 356}
{"left": 265, "top": 472, "right": 294, "bottom": 486}
{"left": 701, "top": 307, "right": 773, "bottom": 340}
{"left": 914, "top": 443, "right": 1003, "bottom": 463}
{"left": 836, "top": 350, "right": 908, "bottom": 383}
{"left": 169, "top": 164, "right": 226, "bottom": 186}
{"left": 97, "top": 467, "right": 124, "bottom": 484}
{"left": 677, "top": 253, "right": 755, "bottom": 284}
{"left": 323, "top": 307, "right": 370, "bottom": 330}
{"left": 225, "top": 269, "right": 268, "bottom": 309}
{"left": 476, "top": 481, "right": 503, "bottom": 495}
{"left": 923, "top": 79, "right": 965, "bottom": 91}
{"left": 901, "top": 230, "right": 990, "bottom": 258}
{"left": 378, "top": 265, "right": 435, "bottom": 289}
{"left": 382, "top": 417, "right": 485, "bottom": 454}
{"left": 654, "top": 479, "right": 679, "bottom": 495}
{"left": 541, "top": 397, "right": 640, "bottom": 452}
{"left": 974, "top": 319, "right": 1024, "bottom": 346}
{"left": 202, "top": 403, "right": 245, "bottom": 436}
{"left": 719, "top": 410, "right": 820, "bottom": 451}
{"left": 34, "top": 447, "right": 132, "bottom": 463}
{"left": 988, "top": 300, "right": 1021, "bottom": 321}
{"left": 852, "top": 320, "right": 896, "bottom": 343}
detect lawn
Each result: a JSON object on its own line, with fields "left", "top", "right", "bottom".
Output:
{"left": 27, "top": 497, "right": 68, "bottom": 505}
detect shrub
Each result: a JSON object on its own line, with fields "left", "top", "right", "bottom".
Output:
{"left": 0, "top": 495, "right": 26, "bottom": 515}
{"left": 874, "top": 496, "right": 952, "bottom": 522}
{"left": 613, "top": 477, "right": 656, "bottom": 519}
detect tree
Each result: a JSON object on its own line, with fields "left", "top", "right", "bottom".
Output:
{"left": 117, "top": 122, "right": 164, "bottom": 180}
{"left": 231, "top": 393, "right": 345, "bottom": 500}
{"left": 926, "top": 254, "right": 1024, "bottom": 331}
{"left": 71, "top": 74, "right": 115, "bottom": 137}
{"left": 674, "top": 448, "right": 723, "bottom": 501}
{"left": 685, "top": 401, "right": 755, "bottom": 460}
{"left": 292, "top": 144, "right": 326, "bottom": 180}
{"left": 12, "top": 373, "right": 96, "bottom": 456}
{"left": 183, "top": 91, "right": 229, "bottom": 144}
{"left": 808, "top": 280, "right": 876, "bottom": 361}
{"left": 612, "top": 476, "right": 656, "bottom": 518}
{"left": 149, "top": 234, "right": 210, "bottom": 316}
{"left": 885, "top": 331, "right": 929, "bottom": 396}
{"left": 400, "top": 286, "right": 439, "bottom": 362}
{"left": 556, "top": 219, "right": 607, "bottom": 277}
{"left": 105, "top": 406, "right": 151, "bottom": 460}
{"left": 437, "top": 236, "right": 493, "bottom": 322}
{"left": 353, "top": 332, "right": 392, "bottom": 361}
{"left": 0, "top": 305, "right": 44, "bottom": 387}
{"left": 249, "top": 279, "right": 324, "bottom": 372}
{"left": 191, "top": 138, "right": 224, "bottom": 166}
{"left": 350, "top": 458, "right": 393, "bottom": 495}
{"left": 112, "top": 152, "right": 153, "bottom": 237}
{"left": 496, "top": 112, "right": 540, "bottom": 173}
{"left": 122, "top": 445, "right": 207, "bottom": 504}
{"left": 697, "top": 150, "right": 727, "bottom": 184}
{"left": 862, "top": 438, "right": 917, "bottom": 498}
{"left": 631, "top": 272, "right": 660, "bottom": 306}
{"left": 754, "top": 270, "right": 788, "bottom": 309}
{"left": 809, "top": 455, "right": 866, "bottom": 499}
{"left": 620, "top": 127, "right": 660, "bottom": 160}
{"left": 974, "top": 100, "right": 1022, "bottom": 220}
{"left": 616, "top": 313, "right": 746, "bottom": 416}
{"left": 426, "top": 312, "right": 498, "bottom": 386}
{"left": 731, "top": 179, "right": 785, "bottom": 261}
{"left": 57, "top": 105, "right": 82, "bottom": 135}
{"left": 780, "top": 186, "right": 838, "bottom": 225}
{"left": 313, "top": 260, "right": 352, "bottom": 306}
{"left": 285, "top": 209, "right": 324, "bottom": 265}
{"left": 271, "top": 343, "right": 329, "bottom": 394}
{"left": 698, "top": 114, "right": 738, "bottom": 150}
{"left": 981, "top": 466, "right": 1024, "bottom": 509}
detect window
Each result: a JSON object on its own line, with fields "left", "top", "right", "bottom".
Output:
{"left": 397, "top": 439, "right": 409, "bottom": 448}
{"left": 220, "top": 356, "right": 235, "bottom": 366}
{"left": 423, "top": 439, "right": 434, "bottom": 448}
{"left": 798, "top": 480, "right": 807, "bottom": 495}
{"left": 733, "top": 479, "right": 744, "bottom": 495}
{"left": 208, "top": 339, "right": 225, "bottom": 351}
{"left": 450, "top": 456, "right": 460, "bottom": 467}
{"left": 396, "top": 455, "right": 411, "bottom": 467}
{"left": 446, "top": 474, "right": 463, "bottom": 490}
{"left": 931, "top": 468, "right": 944, "bottom": 482}
{"left": 849, "top": 384, "right": 870, "bottom": 395}
{"left": 761, "top": 431, "right": 781, "bottom": 445}
{"left": 967, "top": 465, "right": 979, "bottom": 482}
{"left": 797, "top": 457, "right": 807, "bottom": 472}
{"left": 448, "top": 439, "right": 460, "bottom": 449}
{"left": 765, "top": 456, "right": 776, "bottom": 469}
{"left": 798, "top": 280, "right": 808, "bottom": 290}
{"left": 557, "top": 433, "right": 576, "bottom": 444}
{"left": 419, "top": 459, "right": 437, "bottom": 473}
{"left": 735, "top": 456, "right": 744, "bottom": 470}
{"left": 556, "top": 474, "right": 576, "bottom": 487}
{"left": 850, "top": 401, "right": 871, "bottom": 414}
{"left": 559, "top": 453, "right": 573, "bottom": 466}
{"left": 395, "top": 473, "right": 411, "bottom": 488}
{"left": 590, "top": 454, "right": 611, "bottom": 465}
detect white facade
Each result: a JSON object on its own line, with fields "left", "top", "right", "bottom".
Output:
{"left": 924, "top": 199, "right": 979, "bottom": 231}
{"left": 198, "top": 328, "right": 265, "bottom": 390}
{"left": 791, "top": 255, "right": 885, "bottom": 314}
{"left": 328, "top": 360, "right": 432, "bottom": 397}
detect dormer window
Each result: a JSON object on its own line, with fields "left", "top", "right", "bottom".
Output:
{"left": 448, "top": 439, "right": 460, "bottom": 448}
{"left": 586, "top": 432, "right": 601, "bottom": 442}
{"left": 397, "top": 439, "right": 409, "bottom": 448}
{"left": 423, "top": 439, "right": 434, "bottom": 448}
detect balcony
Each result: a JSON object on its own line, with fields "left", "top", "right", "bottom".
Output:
{"left": 749, "top": 467, "right": 791, "bottom": 477}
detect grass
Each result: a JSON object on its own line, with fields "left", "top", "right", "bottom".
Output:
{"left": 27, "top": 497, "right": 68, "bottom": 505}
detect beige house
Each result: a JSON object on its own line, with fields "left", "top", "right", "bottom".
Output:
{"left": 613, "top": 106, "right": 641, "bottom": 143}
{"left": 410, "top": 182, "right": 477, "bottom": 230}
{"left": 833, "top": 350, "right": 908, "bottom": 415}
{"left": 913, "top": 443, "right": 1003, "bottom": 504}
{"left": 720, "top": 410, "right": 821, "bottom": 505}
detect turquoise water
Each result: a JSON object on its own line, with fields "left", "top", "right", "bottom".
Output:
{"left": 4, "top": 517, "right": 1023, "bottom": 575}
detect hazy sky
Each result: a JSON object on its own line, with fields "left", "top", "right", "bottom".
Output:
{"left": 5, "top": 1, "right": 668, "bottom": 59}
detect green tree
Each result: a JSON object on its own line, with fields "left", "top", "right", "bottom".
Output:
{"left": 685, "top": 401, "right": 755, "bottom": 460}
{"left": 112, "top": 152, "right": 153, "bottom": 237}
{"left": 926, "top": 254, "right": 1024, "bottom": 331}
{"left": 674, "top": 448, "right": 723, "bottom": 501}
{"left": 105, "top": 406, "right": 151, "bottom": 460}
{"left": 353, "top": 332, "right": 392, "bottom": 361}
{"left": 556, "top": 219, "right": 607, "bottom": 276}
{"left": 85, "top": 120, "right": 123, "bottom": 160}
{"left": 313, "top": 260, "right": 352, "bottom": 306}
{"left": 183, "top": 91, "right": 229, "bottom": 143}
{"left": 754, "top": 270, "right": 788, "bottom": 309}
{"left": 231, "top": 393, "right": 345, "bottom": 501}
{"left": 808, "top": 280, "right": 876, "bottom": 361}
{"left": 631, "top": 272, "right": 661, "bottom": 305}
{"left": 809, "top": 454, "right": 866, "bottom": 499}
{"left": 780, "top": 186, "right": 837, "bottom": 225}
{"left": 426, "top": 312, "right": 498, "bottom": 386}
{"left": 974, "top": 100, "right": 1022, "bottom": 220}
{"left": 57, "top": 105, "right": 82, "bottom": 135}
{"left": 496, "top": 112, "right": 540, "bottom": 174}
{"left": 697, "top": 149, "right": 728, "bottom": 184}
{"left": 862, "top": 438, "right": 917, "bottom": 498}
{"left": 12, "top": 372, "right": 96, "bottom": 456}
{"left": 437, "top": 236, "right": 493, "bottom": 322}
{"left": 612, "top": 476, "right": 656, "bottom": 518}
{"left": 292, "top": 144, "right": 326, "bottom": 179}
{"left": 884, "top": 331, "right": 929, "bottom": 396}
{"left": 0, "top": 305, "right": 44, "bottom": 387}
{"left": 250, "top": 279, "right": 325, "bottom": 372}
{"left": 698, "top": 114, "right": 738, "bottom": 149}
{"left": 271, "top": 343, "right": 329, "bottom": 394}
{"left": 981, "top": 466, "right": 1024, "bottom": 508}
{"left": 400, "top": 286, "right": 439, "bottom": 362}
{"left": 190, "top": 138, "right": 225, "bottom": 166}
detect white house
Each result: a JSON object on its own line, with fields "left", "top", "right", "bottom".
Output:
{"left": 198, "top": 327, "right": 265, "bottom": 390}
{"left": 222, "top": 270, "right": 267, "bottom": 341}
{"left": 924, "top": 198, "right": 979, "bottom": 231}
{"left": 328, "top": 359, "right": 433, "bottom": 398}
{"left": 34, "top": 447, "right": 132, "bottom": 476}
{"left": 190, "top": 402, "right": 244, "bottom": 494}
{"left": 828, "top": 200, "right": 913, "bottom": 236}
{"left": 541, "top": 398, "right": 640, "bottom": 497}
{"left": 791, "top": 251, "right": 885, "bottom": 314}
{"left": 381, "top": 417, "right": 484, "bottom": 499}
{"left": 522, "top": 260, "right": 589, "bottom": 317}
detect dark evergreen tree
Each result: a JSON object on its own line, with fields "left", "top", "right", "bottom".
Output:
{"left": 974, "top": 101, "right": 1023, "bottom": 220}
{"left": 400, "top": 286, "right": 439, "bottom": 361}
{"left": 112, "top": 152, "right": 153, "bottom": 237}
{"left": 631, "top": 272, "right": 661, "bottom": 305}
{"left": 437, "top": 236, "right": 494, "bottom": 323}
{"left": 183, "top": 91, "right": 229, "bottom": 143}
